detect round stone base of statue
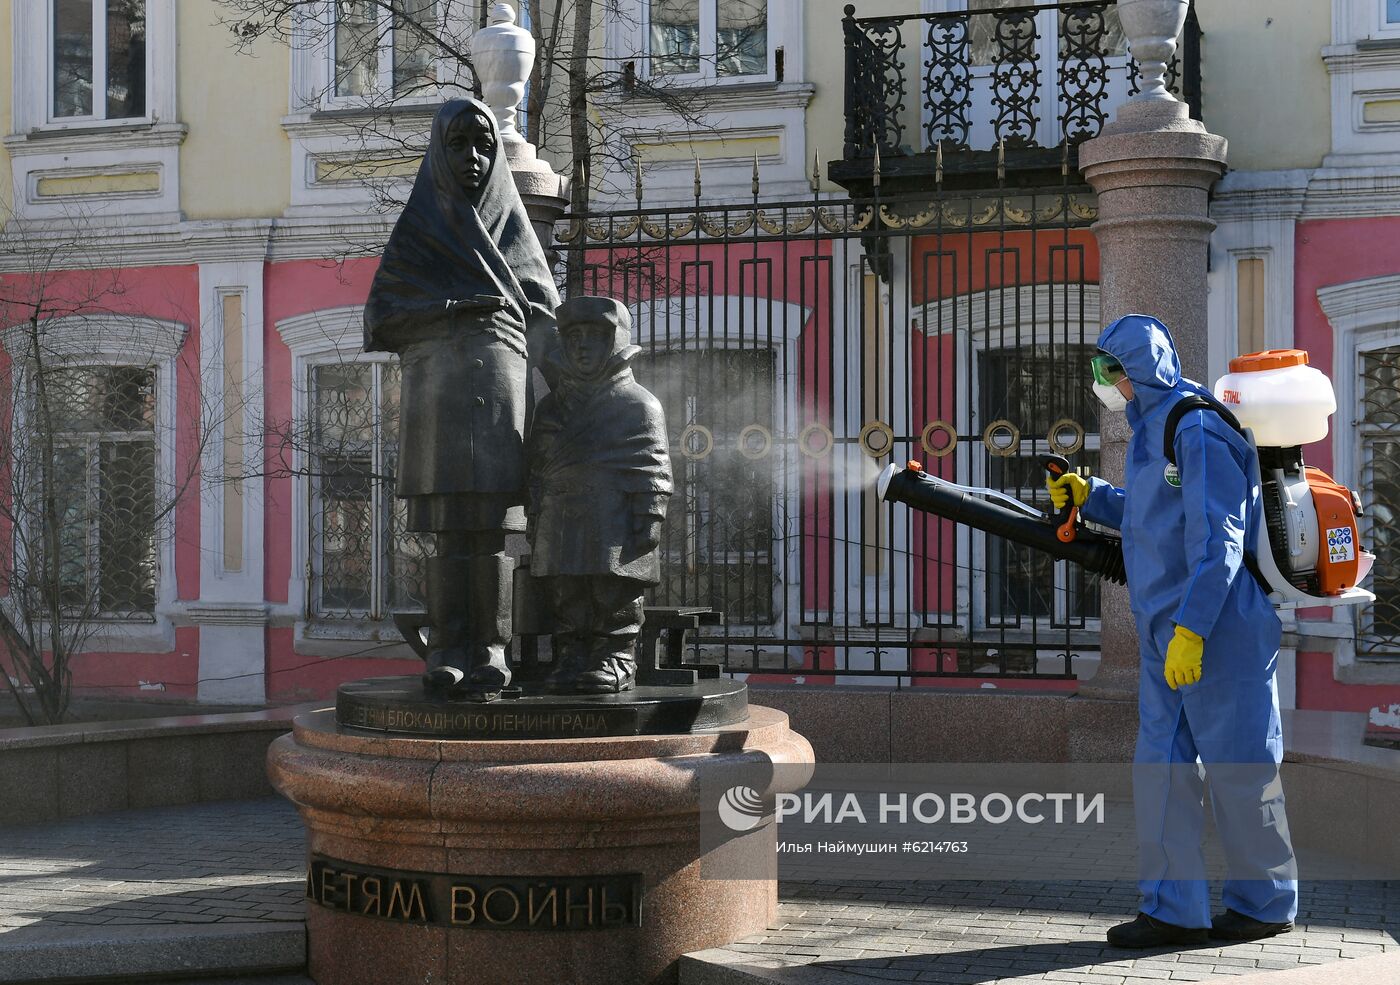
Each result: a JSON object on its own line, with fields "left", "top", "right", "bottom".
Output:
{"left": 268, "top": 706, "right": 813, "bottom": 985}
{"left": 336, "top": 675, "right": 749, "bottom": 738}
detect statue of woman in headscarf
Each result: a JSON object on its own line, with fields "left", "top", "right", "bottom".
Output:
{"left": 364, "top": 97, "right": 559, "bottom": 697}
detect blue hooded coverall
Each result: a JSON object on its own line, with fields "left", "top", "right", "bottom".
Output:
{"left": 1079, "top": 315, "right": 1298, "bottom": 929}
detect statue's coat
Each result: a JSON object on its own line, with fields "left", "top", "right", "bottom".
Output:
{"left": 528, "top": 320, "right": 672, "bottom": 583}
{"left": 364, "top": 98, "right": 559, "bottom": 529}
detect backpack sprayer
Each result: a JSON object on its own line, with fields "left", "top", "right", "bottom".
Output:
{"left": 877, "top": 349, "right": 1375, "bottom": 611}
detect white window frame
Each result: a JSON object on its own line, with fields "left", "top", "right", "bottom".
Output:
{"left": 1335, "top": 0, "right": 1400, "bottom": 43}
{"left": 47, "top": 367, "right": 161, "bottom": 620}
{"left": 0, "top": 314, "right": 186, "bottom": 653}
{"left": 294, "top": 0, "right": 472, "bottom": 113}
{"left": 12, "top": 0, "right": 175, "bottom": 135}
{"left": 47, "top": 0, "right": 149, "bottom": 124}
{"left": 1354, "top": 334, "right": 1400, "bottom": 660}
{"left": 630, "top": 294, "right": 807, "bottom": 643}
{"left": 928, "top": 283, "right": 1105, "bottom": 644}
{"left": 274, "top": 306, "right": 423, "bottom": 655}
{"left": 305, "top": 355, "right": 419, "bottom": 626}
{"left": 635, "top": 0, "right": 785, "bottom": 86}
{"left": 1315, "top": 274, "right": 1400, "bottom": 684}
{"left": 327, "top": 0, "right": 441, "bottom": 107}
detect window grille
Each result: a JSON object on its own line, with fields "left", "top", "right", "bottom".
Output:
{"left": 979, "top": 344, "right": 1100, "bottom": 628}
{"left": 1359, "top": 346, "right": 1400, "bottom": 658}
{"left": 634, "top": 348, "right": 778, "bottom": 624}
{"left": 308, "top": 361, "right": 429, "bottom": 622}
{"left": 43, "top": 365, "right": 158, "bottom": 620}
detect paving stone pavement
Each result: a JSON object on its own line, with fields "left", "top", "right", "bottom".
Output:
{"left": 0, "top": 798, "right": 306, "bottom": 938}
{"left": 692, "top": 879, "right": 1400, "bottom": 984}
{"left": 0, "top": 799, "right": 1396, "bottom": 984}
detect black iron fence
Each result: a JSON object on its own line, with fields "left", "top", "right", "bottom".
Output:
{"left": 558, "top": 169, "right": 1105, "bottom": 682}
{"left": 835, "top": 0, "right": 1201, "bottom": 189}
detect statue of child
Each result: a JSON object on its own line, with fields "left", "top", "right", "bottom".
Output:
{"left": 526, "top": 297, "right": 672, "bottom": 693}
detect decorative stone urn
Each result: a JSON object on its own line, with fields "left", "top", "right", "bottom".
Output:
{"left": 469, "top": 0, "right": 567, "bottom": 258}
{"left": 1118, "top": 0, "right": 1189, "bottom": 102}
{"left": 471, "top": 1, "right": 534, "bottom": 146}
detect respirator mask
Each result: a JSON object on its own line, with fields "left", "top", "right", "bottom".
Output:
{"left": 1091, "top": 354, "right": 1129, "bottom": 412}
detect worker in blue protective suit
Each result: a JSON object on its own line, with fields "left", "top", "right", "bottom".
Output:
{"left": 1047, "top": 315, "right": 1298, "bottom": 949}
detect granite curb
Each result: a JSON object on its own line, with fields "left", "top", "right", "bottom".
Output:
{"left": 681, "top": 949, "right": 862, "bottom": 984}
{"left": 0, "top": 922, "right": 305, "bottom": 984}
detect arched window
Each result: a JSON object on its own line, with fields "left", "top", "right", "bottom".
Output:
{"left": 275, "top": 307, "right": 429, "bottom": 634}
{"left": 0, "top": 313, "right": 185, "bottom": 649}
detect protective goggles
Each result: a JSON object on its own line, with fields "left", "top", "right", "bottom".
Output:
{"left": 1090, "top": 354, "right": 1126, "bottom": 387}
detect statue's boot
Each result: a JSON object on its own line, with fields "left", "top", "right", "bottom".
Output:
{"left": 422, "top": 555, "right": 472, "bottom": 692}
{"left": 574, "top": 636, "right": 638, "bottom": 694}
{"left": 543, "top": 636, "right": 588, "bottom": 693}
{"left": 465, "top": 552, "right": 514, "bottom": 698}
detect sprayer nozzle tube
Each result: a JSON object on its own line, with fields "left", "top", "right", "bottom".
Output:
{"left": 877, "top": 463, "right": 899, "bottom": 503}
{"left": 880, "top": 466, "right": 1127, "bottom": 585}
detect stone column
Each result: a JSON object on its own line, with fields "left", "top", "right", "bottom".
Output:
{"left": 1075, "top": 0, "right": 1227, "bottom": 703}
{"left": 472, "top": 1, "right": 570, "bottom": 258}
{"left": 471, "top": 1, "right": 569, "bottom": 622}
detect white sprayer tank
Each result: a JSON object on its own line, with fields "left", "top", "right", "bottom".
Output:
{"left": 1213, "top": 349, "right": 1336, "bottom": 448}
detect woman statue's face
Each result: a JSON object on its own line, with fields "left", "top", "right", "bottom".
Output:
{"left": 445, "top": 111, "right": 496, "bottom": 190}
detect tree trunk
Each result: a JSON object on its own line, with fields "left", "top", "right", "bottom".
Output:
{"left": 567, "top": 0, "right": 594, "bottom": 293}
{"left": 27, "top": 313, "right": 71, "bottom": 725}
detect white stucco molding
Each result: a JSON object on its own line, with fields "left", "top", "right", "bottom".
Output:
{"left": 1210, "top": 169, "right": 1310, "bottom": 222}
{"left": 8, "top": 0, "right": 182, "bottom": 222}
{"left": 183, "top": 602, "right": 272, "bottom": 627}
{"left": 917, "top": 283, "right": 1103, "bottom": 339}
{"left": 1322, "top": 1, "right": 1400, "bottom": 168}
{"left": 594, "top": 83, "right": 818, "bottom": 206}
{"left": 1207, "top": 169, "right": 1307, "bottom": 381}
{"left": 273, "top": 304, "right": 416, "bottom": 656}
{"left": 275, "top": 304, "right": 367, "bottom": 357}
{"left": 1317, "top": 273, "right": 1400, "bottom": 334}
{"left": 0, "top": 312, "right": 189, "bottom": 655}
{"left": 1315, "top": 273, "right": 1400, "bottom": 683}
{"left": 0, "top": 216, "right": 385, "bottom": 273}
{"left": 0, "top": 313, "right": 188, "bottom": 364}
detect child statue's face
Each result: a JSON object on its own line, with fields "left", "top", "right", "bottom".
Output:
{"left": 444, "top": 111, "right": 496, "bottom": 190}
{"left": 563, "top": 323, "right": 613, "bottom": 378}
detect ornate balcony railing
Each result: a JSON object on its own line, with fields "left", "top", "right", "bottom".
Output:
{"left": 835, "top": 0, "right": 1201, "bottom": 191}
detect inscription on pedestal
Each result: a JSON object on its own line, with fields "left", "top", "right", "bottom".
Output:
{"left": 307, "top": 855, "right": 643, "bottom": 930}
{"left": 338, "top": 696, "right": 640, "bottom": 738}
{"left": 335, "top": 675, "right": 749, "bottom": 738}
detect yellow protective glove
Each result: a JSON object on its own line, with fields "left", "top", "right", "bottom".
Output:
{"left": 1046, "top": 472, "right": 1090, "bottom": 510}
{"left": 1164, "top": 626, "right": 1204, "bottom": 690}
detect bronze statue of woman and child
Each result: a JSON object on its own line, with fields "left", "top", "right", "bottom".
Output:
{"left": 365, "top": 98, "right": 672, "bottom": 701}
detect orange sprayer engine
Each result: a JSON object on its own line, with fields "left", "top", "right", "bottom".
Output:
{"left": 1212, "top": 350, "right": 1375, "bottom": 609}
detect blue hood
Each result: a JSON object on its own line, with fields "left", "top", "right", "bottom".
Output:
{"left": 1095, "top": 314, "right": 1204, "bottom": 422}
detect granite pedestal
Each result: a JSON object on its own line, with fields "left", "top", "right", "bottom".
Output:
{"left": 267, "top": 700, "right": 812, "bottom": 985}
